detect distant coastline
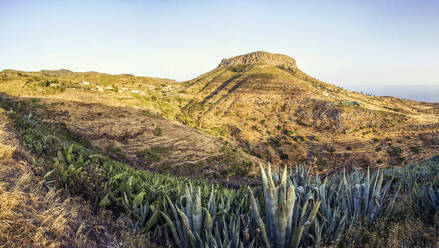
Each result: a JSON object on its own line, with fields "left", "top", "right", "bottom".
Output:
{"left": 342, "top": 84, "right": 439, "bottom": 103}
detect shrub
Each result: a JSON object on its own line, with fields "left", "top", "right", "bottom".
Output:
{"left": 269, "top": 137, "right": 282, "bottom": 147}
{"left": 105, "top": 144, "right": 126, "bottom": 160}
{"left": 136, "top": 146, "right": 169, "bottom": 166}
{"left": 152, "top": 127, "right": 162, "bottom": 136}
{"left": 410, "top": 146, "right": 420, "bottom": 154}
{"left": 339, "top": 101, "right": 360, "bottom": 107}
{"left": 297, "top": 119, "right": 311, "bottom": 127}
{"left": 387, "top": 146, "right": 403, "bottom": 157}
{"left": 251, "top": 125, "right": 260, "bottom": 132}
{"left": 279, "top": 152, "right": 289, "bottom": 160}
{"left": 284, "top": 129, "right": 295, "bottom": 136}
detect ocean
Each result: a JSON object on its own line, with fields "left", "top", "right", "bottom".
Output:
{"left": 342, "top": 84, "right": 439, "bottom": 103}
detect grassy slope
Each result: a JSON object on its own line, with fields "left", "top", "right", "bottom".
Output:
{"left": 0, "top": 109, "right": 154, "bottom": 248}
{"left": 1, "top": 67, "right": 438, "bottom": 177}
{"left": 180, "top": 63, "right": 439, "bottom": 171}
{"left": 0, "top": 69, "right": 261, "bottom": 180}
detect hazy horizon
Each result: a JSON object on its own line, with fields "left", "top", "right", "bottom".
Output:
{"left": 1, "top": 0, "right": 438, "bottom": 101}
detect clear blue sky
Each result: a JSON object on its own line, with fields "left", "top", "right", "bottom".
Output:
{"left": 1, "top": 0, "right": 438, "bottom": 88}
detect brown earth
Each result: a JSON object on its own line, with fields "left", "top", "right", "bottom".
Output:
{"left": 0, "top": 109, "right": 155, "bottom": 248}
{"left": 1, "top": 51, "right": 438, "bottom": 176}
{"left": 182, "top": 51, "right": 439, "bottom": 172}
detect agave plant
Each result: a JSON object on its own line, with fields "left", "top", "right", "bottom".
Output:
{"left": 162, "top": 184, "right": 249, "bottom": 248}
{"left": 314, "top": 180, "right": 348, "bottom": 246}
{"left": 340, "top": 168, "right": 394, "bottom": 221}
{"left": 249, "top": 164, "right": 321, "bottom": 248}
{"left": 414, "top": 184, "right": 439, "bottom": 217}
{"left": 200, "top": 214, "right": 248, "bottom": 248}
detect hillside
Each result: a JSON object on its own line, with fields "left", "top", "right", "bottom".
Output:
{"left": 182, "top": 51, "right": 439, "bottom": 172}
{"left": 0, "top": 109, "right": 152, "bottom": 248}
{"left": 1, "top": 51, "right": 438, "bottom": 177}
{"left": 0, "top": 69, "right": 259, "bottom": 180}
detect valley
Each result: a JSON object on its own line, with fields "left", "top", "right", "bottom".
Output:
{"left": 1, "top": 51, "right": 438, "bottom": 179}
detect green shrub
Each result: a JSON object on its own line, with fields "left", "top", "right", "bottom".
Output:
{"left": 297, "top": 119, "right": 311, "bottom": 127}
{"left": 279, "top": 152, "right": 289, "bottom": 160}
{"left": 284, "top": 129, "right": 295, "bottom": 136}
{"left": 251, "top": 125, "right": 260, "bottom": 132}
{"left": 339, "top": 101, "right": 360, "bottom": 107}
{"left": 387, "top": 146, "right": 403, "bottom": 157}
{"left": 152, "top": 127, "right": 162, "bottom": 136}
{"left": 136, "top": 146, "right": 169, "bottom": 166}
{"left": 229, "top": 64, "right": 248, "bottom": 72}
{"left": 105, "top": 144, "right": 126, "bottom": 160}
{"left": 410, "top": 146, "right": 420, "bottom": 154}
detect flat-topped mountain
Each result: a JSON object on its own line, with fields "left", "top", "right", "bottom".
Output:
{"left": 219, "top": 51, "right": 298, "bottom": 72}
{"left": 1, "top": 51, "right": 438, "bottom": 176}
{"left": 182, "top": 51, "right": 439, "bottom": 171}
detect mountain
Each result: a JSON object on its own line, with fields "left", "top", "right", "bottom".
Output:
{"left": 181, "top": 51, "right": 439, "bottom": 171}
{"left": 1, "top": 51, "right": 438, "bottom": 176}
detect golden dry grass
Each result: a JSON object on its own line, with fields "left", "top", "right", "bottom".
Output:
{"left": 0, "top": 111, "right": 156, "bottom": 248}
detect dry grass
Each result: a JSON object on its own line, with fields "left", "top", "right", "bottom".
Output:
{"left": 0, "top": 143, "right": 14, "bottom": 160}
{"left": 337, "top": 195, "right": 439, "bottom": 248}
{"left": 0, "top": 111, "right": 156, "bottom": 248}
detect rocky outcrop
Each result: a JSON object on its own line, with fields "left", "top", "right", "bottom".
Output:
{"left": 219, "top": 51, "right": 297, "bottom": 72}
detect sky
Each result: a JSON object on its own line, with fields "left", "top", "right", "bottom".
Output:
{"left": 1, "top": 0, "right": 438, "bottom": 100}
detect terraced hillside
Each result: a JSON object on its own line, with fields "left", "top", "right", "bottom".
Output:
{"left": 0, "top": 69, "right": 260, "bottom": 180}
{"left": 182, "top": 51, "right": 439, "bottom": 171}
{"left": 1, "top": 51, "right": 438, "bottom": 176}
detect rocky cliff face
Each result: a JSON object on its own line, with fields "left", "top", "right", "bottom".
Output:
{"left": 219, "top": 51, "right": 298, "bottom": 72}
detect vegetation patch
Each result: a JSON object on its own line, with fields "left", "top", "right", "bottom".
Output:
{"left": 135, "top": 146, "right": 170, "bottom": 166}
{"left": 339, "top": 101, "right": 360, "bottom": 107}
{"left": 152, "top": 127, "right": 162, "bottom": 136}
{"left": 105, "top": 144, "right": 126, "bottom": 160}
